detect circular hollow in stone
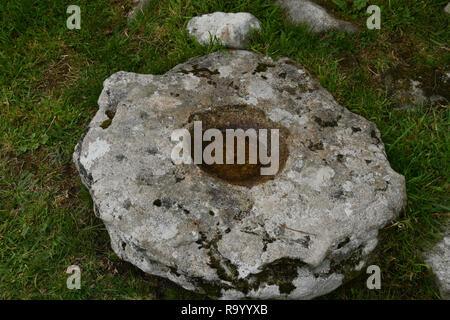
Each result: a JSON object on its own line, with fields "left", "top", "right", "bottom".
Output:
{"left": 187, "top": 105, "right": 289, "bottom": 186}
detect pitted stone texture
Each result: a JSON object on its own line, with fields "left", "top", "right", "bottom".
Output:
{"left": 74, "top": 50, "right": 406, "bottom": 299}
{"left": 276, "top": 0, "right": 358, "bottom": 33}
{"left": 425, "top": 225, "right": 450, "bottom": 300}
{"left": 186, "top": 12, "right": 262, "bottom": 49}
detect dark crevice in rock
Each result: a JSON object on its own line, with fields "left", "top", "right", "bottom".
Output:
{"left": 314, "top": 115, "right": 341, "bottom": 128}
{"left": 330, "top": 188, "right": 345, "bottom": 200}
{"left": 308, "top": 140, "right": 324, "bottom": 151}
{"left": 169, "top": 266, "right": 181, "bottom": 277}
{"left": 100, "top": 109, "right": 116, "bottom": 129}
{"left": 282, "top": 86, "right": 297, "bottom": 95}
{"left": 329, "top": 246, "right": 364, "bottom": 279}
{"left": 145, "top": 147, "right": 158, "bottom": 154}
{"left": 100, "top": 119, "right": 112, "bottom": 129}
{"left": 252, "top": 62, "right": 275, "bottom": 74}
{"left": 105, "top": 110, "right": 116, "bottom": 119}
{"left": 179, "top": 64, "right": 220, "bottom": 78}
{"left": 177, "top": 204, "right": 190, "bottom": 215}
{"left": 250, "top": 258, "right": 305, "bottom": 295}
{"left": 337, "top": 237, "right": 351, "bottom": 249}
{"left": 116, "top": 154, "right": 126, "bottom": 161}
{"left": 196, "top": 231, "right": 210, "bottom": 249}
{"left": 160, "top": 198, "right": 172, "bottom": 209}
{"left": 370, "top": 129, "right": 381, "bottom": 144}
{"left": 175, "top": 176, "right": 185, "bottom": 183}
{"left": 123, "top": 199, "right": 132, "bottom": 210}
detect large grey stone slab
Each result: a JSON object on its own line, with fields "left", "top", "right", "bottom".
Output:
{"left": 74, "top": 50, "right": 406, "bottom": 299}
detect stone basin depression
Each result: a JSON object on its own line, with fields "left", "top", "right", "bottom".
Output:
{"left": 73, "top": 50, "right": 406, "bottom": 299}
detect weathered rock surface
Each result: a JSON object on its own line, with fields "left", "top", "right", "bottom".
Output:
{"left": 445, "top": 2, "right": 450, "bottom": 14}
{"left": 425, "top": 225, "right": 450, "bottom": 300}
{"left": 186, "top": 12, "right": 262, "bottom": 49}
{"left": 276, "top": 0, "right": 358, "bottom": 33}
{"left": 74, "top": 50, "right": 406, "bottom": 299}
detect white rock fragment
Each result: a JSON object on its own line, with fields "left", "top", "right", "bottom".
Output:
{"left": 425, "top": 225, "right": 450, "bottom": 300}
{"left": 276, "top": 0, "right": 358, "bottom": 33}
{"left": 186, "top": 12, "right": 262, "bottom": 49}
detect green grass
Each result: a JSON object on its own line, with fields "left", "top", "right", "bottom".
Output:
{"left": 0, "top": 0, "right": 448, "bottom": 299}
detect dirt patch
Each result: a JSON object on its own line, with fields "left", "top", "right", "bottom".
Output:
{"left": 35, "top": 43, "right": 85, "bottom": 95}
{"left": 1, "top": 147, "right": 86, "bottom": 216}
{"left": 379, "top": 34, "right": 449, "bottom": 104}
{"left": 327, "top": 26, "right": 449, "bottom": 108}
{"left": 384, "top": 65, "right": 449, "bottom": 101}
